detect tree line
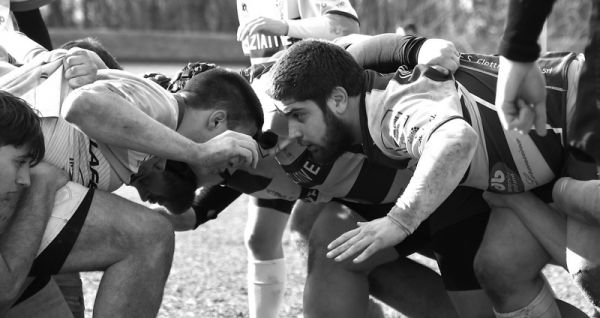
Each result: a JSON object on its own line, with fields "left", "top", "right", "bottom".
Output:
{"left": 43, "top": 0, "right": 591, "bottom": 54}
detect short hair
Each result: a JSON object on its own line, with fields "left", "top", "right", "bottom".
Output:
{"left": 180, "top": 68, "right": 264, "bottom": 132}
{"left": 268, "top": 39, "right": 364, "bottom": 109}
{"left": 0, "top": 91, "right": 44, "bottom": 165}
{"left": 60, "top": 37, "right": 123, "bottom": 70}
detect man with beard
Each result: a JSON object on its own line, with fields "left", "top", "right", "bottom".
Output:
{"left": 140, "top": 35, "right": 506, "bottom": 317}
{"left": 267, "top": 39, "right": 589, "bottom": 317}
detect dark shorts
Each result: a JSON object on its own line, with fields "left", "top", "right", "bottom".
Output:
{"left": 255, "top": 197, "right": 295, "bottom": 214}
{"left": 337, "top": 186, "right": 490, "bottom": 291}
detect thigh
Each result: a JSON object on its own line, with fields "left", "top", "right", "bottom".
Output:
{"left": 288, "top": 200, "right": 326, "bottom": 241}
{"left": 33, "top": 184, "right": 173, "bottom": 275}
{"left": 245, "top": 197, "right": 290, "bottom": 246}
{"left": 5, "top": 277, "right": 74, "bottom": 318}
{"left": 309, "top": 201, "right": 399, "bottom": 272}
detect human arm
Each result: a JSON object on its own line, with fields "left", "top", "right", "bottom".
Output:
{"left": 495, "top": 0, "right": 556, "bottom": 135}
{"left": 327, "top": 120, "right": 478, "bottom": 263}
{"left": 0, "top": 163, "right": 67, "bottom": 313}
{"left": 62, "top": 85, "right": 259, "bottom": 171}
{"left": 237, "top": 12, "right": 359, "bottom": 42}
{"left": 343, "top": 33, "right": 460, "bottom": 74}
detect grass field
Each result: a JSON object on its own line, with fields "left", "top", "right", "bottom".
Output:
{"left": 78, "top": 186, "right": 596, "bottom": 318}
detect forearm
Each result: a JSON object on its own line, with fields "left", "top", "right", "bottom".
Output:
{"left": 387, "top": 120, "right": 478, "bottom": 233}
{"left": 346, "top": 34, "right": 426, "bottom": 73}
{"left": 0, "top": 182, "right": 56, "bottom": 304}
{"left": 63, "top": 89, "right": 200, "bottom": 164}
{"left": 287, "top": 13, "right": 359, "bottom": 40}
{"left": 499, "top": 0, "right": 556, "bottom": 61}
{"left": 0, "top": 31, "right": 48, "bottom": 63}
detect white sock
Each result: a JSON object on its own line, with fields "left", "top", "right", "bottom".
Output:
{"left": 247, "top": 258, "right": 286, "bottom": 318}
{"left": 493, "top": 279, "right": 560, "bottom": 318}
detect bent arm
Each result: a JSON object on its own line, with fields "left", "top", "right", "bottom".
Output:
{"left": 387, "top": 120, "right": 478, "bottom": 234}
{"left": 0, "top": 179, "right": 57, "bottom": 311}
{"left": 63, "top": 86, "right": 203, "bottom": 165}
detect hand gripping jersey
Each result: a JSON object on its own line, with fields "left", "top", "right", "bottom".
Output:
{"left": 362, "top": 51, "right": 583, "bottom": 193}
{"left": 236, "top": 0, "right": 358, "bottom": 65}
{"left": 0, "top": 42, "right": 178, "bottom": 191}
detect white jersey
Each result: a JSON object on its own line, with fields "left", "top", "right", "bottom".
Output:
{"left": 237, "top": 0, "right": 358, "bottom": 65}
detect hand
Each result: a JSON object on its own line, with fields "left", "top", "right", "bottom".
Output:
{"left": 194, "top": 130, "right": 259, "bottom": 173}
{"left": 237, "top": 17, "right": 289, "bottom": 41}
{"left": 326, "top": 216, "right": 409, "bottom": 263}
{"left": 63, "top": 47, "right": 100, "bottom": 89}
{"left": 417, "top": 39, "right": 460, "bottom": 75}
{"left": 495, "top": 56, "right": 547, "bottom": 136}
{"left": 30, "top": 162, "right": 68, "bottom": 192}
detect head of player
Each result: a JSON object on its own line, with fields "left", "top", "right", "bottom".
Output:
{"left": 129, "top": 68, "right": 264, "bottom": 213}
{"left": 268, "top": 39, "right": 363, "bottom": 164}
{"left": 0, "top": 91, "right": 45, "bottom": 209}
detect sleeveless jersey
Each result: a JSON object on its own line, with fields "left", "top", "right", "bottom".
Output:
{"left": 362, "top": 52, "right": 582, "bottom": 193}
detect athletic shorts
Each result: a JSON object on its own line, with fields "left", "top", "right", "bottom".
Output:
{"left": 255, "top": 197, "right": 295, "bottom": 214}
{"left": 336, "top": 186, "right": 490, "bottom": 291}
{"left": 29, "top": 181, "right": 94, "bottom": 277}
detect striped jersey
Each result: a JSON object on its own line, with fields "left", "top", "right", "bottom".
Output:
{"left": 222, "top": 75, "right": 412, "bottom": 204}
{"left": 362, "top": 51, "right": 582, "bottom": 193}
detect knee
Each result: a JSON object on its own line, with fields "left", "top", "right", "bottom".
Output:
{"left": 572, "top": 265, "right": 600, "bottom": 307}
{"left": 474, "top": 245, "right": 523, "bottom": 297}
{"left": 133, "top": 212, "right": 175, "bottom": 260}
{"left": 244, "top": 230, "right": 281, "bottom": 258}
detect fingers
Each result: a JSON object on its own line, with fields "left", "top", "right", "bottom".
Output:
{"left": 352, "top": 242, "right": 380, "bottom": 263}
{"left": 513, "top": 99, "right": 535, "bottom": 134}
{"left": 64, "top": 48, "right": 97, "bottom": 88}
{"left": 326, "top": 228, "right": 366, "bottom": 262}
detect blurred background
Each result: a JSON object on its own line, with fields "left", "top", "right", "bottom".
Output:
{"left": 40, "top": 0, "right": 591, "bottom": 64}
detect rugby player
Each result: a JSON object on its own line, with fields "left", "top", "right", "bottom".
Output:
{"left": 0, "top": 31, "right": 264, "bottom": 317}
{"left": 236, "top": 2, "right": 359, "bottom": 316}
{"left": 267, "top": 39, "right": 592, "bottom": 317}
{"left": 135, "top": 35, "right": 503, "bottom": 318}
{"left": 0, "top": 92, "right": 73, "bottom": 317}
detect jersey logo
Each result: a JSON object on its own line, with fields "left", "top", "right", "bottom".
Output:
{"left": 300, "top": 188, "right": 320, "bottom": 202}
{"left": 489, "top": 162, "right": 524, "bottom": 193}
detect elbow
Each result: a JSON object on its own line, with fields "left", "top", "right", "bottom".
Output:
{"left": 454, "top": 121, "right": 479, "bottom": 160}
{"left": 63, "top": 89, "right": 98, "bottom": 126}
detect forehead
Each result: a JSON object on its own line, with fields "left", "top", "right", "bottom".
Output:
{"left": 278, "top": 99, "right": 320, "bottom": 114}
{"left": 0, "top": 144, "right": 30, "bottom": 161}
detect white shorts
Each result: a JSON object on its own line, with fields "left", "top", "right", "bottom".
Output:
{"left": 37, "top": 181, "right": 90, "bottom": 255}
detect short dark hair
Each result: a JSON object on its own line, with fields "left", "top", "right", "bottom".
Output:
{"left": 60, "top": 37, "right": 123, "bottom": 70}
{"left": 180, "top": 68, "right": 264, "bottom": 132}
{"left": 0, "top": 91, "right": 45, "bottom": 165}
{"left": 268, "top": 39, "right": 365, "bottom": 109}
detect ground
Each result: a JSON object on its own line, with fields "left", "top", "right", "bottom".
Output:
{"left": 78, "top": 186, "right": 595, "bottom": 318}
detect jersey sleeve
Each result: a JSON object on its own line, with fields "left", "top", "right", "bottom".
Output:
{"left": 384, "top": 66, "right": 464, "bottom": 159}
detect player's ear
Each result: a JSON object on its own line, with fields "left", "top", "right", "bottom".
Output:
{"left": 207, "top": 110, "right": 227, "bottom": 130}
{"left": 326, "top": 86, "right": 348, "bottom": 115}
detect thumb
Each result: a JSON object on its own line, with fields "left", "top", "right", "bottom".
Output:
{"left": 533, "top": 101, "right": 547, "bottom": 136}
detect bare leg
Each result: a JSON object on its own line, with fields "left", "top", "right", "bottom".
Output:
{"left": 474, "top": 208, "right": 556, "bottom": 315}
{"left": 244, "top": 198, "right": 289, "bottom": 318}
{"left": 305, "top": 202, "right": 457, "bottom": 318}
{"left": 368, "top": 257, "right": 459, "bottom": 318}
{"left": 288, "top": 201, "right": 326, "bottom": 256}
{"left": 567, "top": 217, "right": 600, "bottom": 316}
{"left": 56, "top": 189, "right": 175, "bottom": 318}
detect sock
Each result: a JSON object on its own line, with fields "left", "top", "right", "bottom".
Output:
{"left": 493, "top": 279, "right": 559, "bottom": 318}
{"left": 247, "top": 258, "right": 286, "bottom": 318}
